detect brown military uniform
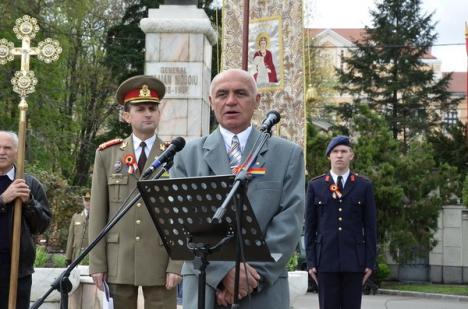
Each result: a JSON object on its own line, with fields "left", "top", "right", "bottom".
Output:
{"left": 89, "top": 136, "right": 182, "bottom": 309}
{"left": 89, "top": 74, "right": 181, "bottom": 309}
{"left": 65, "top": 210, "right": 89, "bottom": 262}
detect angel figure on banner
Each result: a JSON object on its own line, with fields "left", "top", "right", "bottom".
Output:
{"left": 252, "top": 32, "right": 278, "bottom": 85}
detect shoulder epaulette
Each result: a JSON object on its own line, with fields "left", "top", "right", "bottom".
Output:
{"left": 160, "top": 140, "right": 171, "bottom": 151}
{"left": 98, "top": 138, "right": 123, "bottom": 151}
{"left": 310, "top": 174, "right": 326, "bottom": 181}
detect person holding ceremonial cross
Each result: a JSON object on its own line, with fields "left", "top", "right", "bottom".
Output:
{"left": 0, "top": 131, "right": 51, "bottom": 309}
{"left": 0, "top": 15, "right": 61, "bottom": 309}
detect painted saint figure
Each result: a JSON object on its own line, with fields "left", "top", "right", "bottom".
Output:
{"left": 253, "top": 33, "right": 278, "bottom": 84}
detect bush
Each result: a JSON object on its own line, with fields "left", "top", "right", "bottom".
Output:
{"left": 287, "top": 252, "right": 299, "bottom": 271}
{"left": 34, "top": 246, "right": 49, "bottom": 267}
{"left": 463, "top": 175, "right": 468, "bottom": 208}
{"left": 34, "top": 246, "right": 68, "bottom": 268}
{"left": 26, "top": 165, "right": 84, "bottom": 251}
{"left": 52, "top": 254, "right": 67, "bottom": 268}
{"left": 374, "top": 258, "right": 391, "bottom": 286}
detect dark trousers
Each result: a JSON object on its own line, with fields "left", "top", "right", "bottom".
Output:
{"left": 317, "top": 272, "right": 363, "bottom": 309}
{"left": 0, "top": 274, "right": 32, "bottom": 309}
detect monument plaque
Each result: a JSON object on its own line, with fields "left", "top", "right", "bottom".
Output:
{"left": 148, "top": 62, "right": 203, "bottom": 99}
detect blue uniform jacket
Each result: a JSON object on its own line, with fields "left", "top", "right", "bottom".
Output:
{"left": 305, "top": 172, "right": 377, "bottom": 272}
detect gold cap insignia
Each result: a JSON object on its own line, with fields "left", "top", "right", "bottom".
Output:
{"left": 139, "top": 85, "right": 150, "bottom": 97}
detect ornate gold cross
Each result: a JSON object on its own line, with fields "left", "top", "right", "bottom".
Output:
{"left": 0, "top": 15, "right": 61, "bottom": 309}
{"left": 0, "top": 15, "right": 62, "bottom": 97}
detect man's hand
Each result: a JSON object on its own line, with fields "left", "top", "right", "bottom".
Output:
{"left": 308, "top": 267, "right": 318, "bottom": 285}
{"left": 165, "top": 273, "right": 182, "bottom": 290}
{"left": 222, "top": 263, "right": 260, "bottom": 300}
{"left": 1, "top": 179, "right": 31, "bottom": 204}
{"left": 91, "top": 272, "right": 107, "bottom": 291}
{"left": 362, "top": 268, "right": 372, "bottom": 285}
{"left": 216, "top": 289, "right": 234, "bottom": 307}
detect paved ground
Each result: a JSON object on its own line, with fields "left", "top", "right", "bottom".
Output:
{"left": 155, "top": 290, "right": 468, "bottom": 309}
{"left": 293, "top": 292, "right": 468, "bottom": 309}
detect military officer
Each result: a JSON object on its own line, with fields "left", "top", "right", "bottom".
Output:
{"left": 65, "top": 192, "right": 91, "bottom": 264}
{"left": 304, "top": 135, "right": 377, "bottom": 309}
{"left": 89, "top": 75, "right": 182, "bottom": 309}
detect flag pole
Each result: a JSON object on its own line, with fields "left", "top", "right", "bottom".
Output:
{"left": 242, "top": 0, "right": 250, "bottom": 70}
{"left": 465, "top": 21, "right": 468, "bottom": 139}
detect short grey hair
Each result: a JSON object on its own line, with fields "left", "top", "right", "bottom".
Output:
{"left": 0, "top": 131, "right": 19, "bottom": 148}
{"left": 209, "top": 68, "right": 258, "bottom": 96}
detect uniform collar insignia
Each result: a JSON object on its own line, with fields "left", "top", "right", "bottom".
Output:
{"left": 120, "top": 141, "right": 128, "bottom": 150}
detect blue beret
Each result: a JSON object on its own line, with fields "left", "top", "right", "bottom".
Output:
{"left": 326, "top": 135, "right": 351, "bottom": 156}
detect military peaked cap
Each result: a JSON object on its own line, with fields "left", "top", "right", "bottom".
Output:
{"left": 116, "top": 75, "right": 166, "bottom": 106}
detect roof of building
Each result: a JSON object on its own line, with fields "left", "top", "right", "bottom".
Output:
{"left": 306, "top": 28, "right": 436, "bottom": 59}
{"left": 443, "top": 72, "right": 467, "bottom": 94}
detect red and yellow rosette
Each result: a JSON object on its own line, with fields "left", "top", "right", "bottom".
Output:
{"left": 123, "top": 154, "right": 138, "bottom": 174}
{"left": 329, "top": 184, "right": 342, "bottom": 199}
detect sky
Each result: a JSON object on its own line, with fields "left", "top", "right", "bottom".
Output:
{"left": 305, "top": 0, "right": 468, "bottom": 72}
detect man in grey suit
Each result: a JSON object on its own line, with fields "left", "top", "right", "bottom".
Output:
{"left": 171, "top": 69, "right": 305, "bottom": 308}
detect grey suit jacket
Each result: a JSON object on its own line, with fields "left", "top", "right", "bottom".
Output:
{"left": 171, "top": 127, "right": 305, "bottom": 308}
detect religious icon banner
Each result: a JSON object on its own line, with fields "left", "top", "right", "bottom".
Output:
{"left": 222, "top": 0, "right": 305, "bottom": 147}
{"left": 249, "top": 16, "right": 283, "bottom": 91}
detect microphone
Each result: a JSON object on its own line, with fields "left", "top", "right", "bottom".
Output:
{"left": 259, "top": 110, "right": 281, "bottom": 132}
{"left": 141, "top": 137, "right": 186, "bottom": 178}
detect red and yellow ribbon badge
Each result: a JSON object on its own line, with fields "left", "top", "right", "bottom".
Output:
{"left": 123, "top": 154, "right": 138, "bottom": 174}
{"left": 232, "top": 164, "right": 266, "bottom": 176}
{"left": 329, "top": 184, "right": 342, "bottom": 199}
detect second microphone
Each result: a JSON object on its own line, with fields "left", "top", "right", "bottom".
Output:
{"left": 141, "top": 137, "right": 186, "bottom": 178}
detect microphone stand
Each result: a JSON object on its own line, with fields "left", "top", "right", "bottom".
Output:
{"left": 212, "top": 127, "right": 274, "bottom": 308}
{"left": 31, "top": 162, "right": 172, "bottom": 309}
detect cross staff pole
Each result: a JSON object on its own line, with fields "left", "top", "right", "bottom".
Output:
{"left": 0, "top": 15, "right": 61, "bottom": 309}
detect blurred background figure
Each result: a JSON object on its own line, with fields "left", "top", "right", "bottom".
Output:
{"left": 65, "top": 191, "right": 90, "bottom": 265}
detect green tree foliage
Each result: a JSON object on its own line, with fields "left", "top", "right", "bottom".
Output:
{"left": 336, "top": 0, "right": 460, "bottom": 145}
{"left": 349, "top": 106, "right": 457, "bottom": 262}
{"left": 0, "top": 1, "right": 128, "bottom": 186}
{"left": 305, "top": 118, "right": 330, "bottom": 180}
{"left": 27, "top": 165, "right": 83, "bottom": 251}
{"left": 463, "top": 175, "right": 468, "bottom": 208}
{"left": 428, "top": 122, "right": 467, "bottom": 200}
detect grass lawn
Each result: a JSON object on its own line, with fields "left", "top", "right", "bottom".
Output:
{"left": 381, "top": 281, "right": 468, "bottom": 296}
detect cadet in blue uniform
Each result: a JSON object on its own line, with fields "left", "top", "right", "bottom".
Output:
{"left": 305, "top": 135, "right": 377, "bottom": 309}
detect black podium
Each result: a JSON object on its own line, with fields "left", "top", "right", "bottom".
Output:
{"left": 137, "top": 174, "right": 277, "bottom": 309}
{"left": 137, "top": 174, "right": 275, "bottom": 262}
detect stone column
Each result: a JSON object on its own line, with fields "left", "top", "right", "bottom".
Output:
{"left": 140, "top": 5, "right": 217, "bottom": 143}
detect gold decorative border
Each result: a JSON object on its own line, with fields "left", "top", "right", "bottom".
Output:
{"left": 221, "top": 1, "right": 305, "bottom": 148}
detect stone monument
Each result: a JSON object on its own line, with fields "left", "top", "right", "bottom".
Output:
{"left": 140, "top": 4, "right": 217, "bottom": 142}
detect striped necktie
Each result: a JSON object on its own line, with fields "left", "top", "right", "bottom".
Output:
{"left": 228, "top": 135, "right": 242, "bottom": 168}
